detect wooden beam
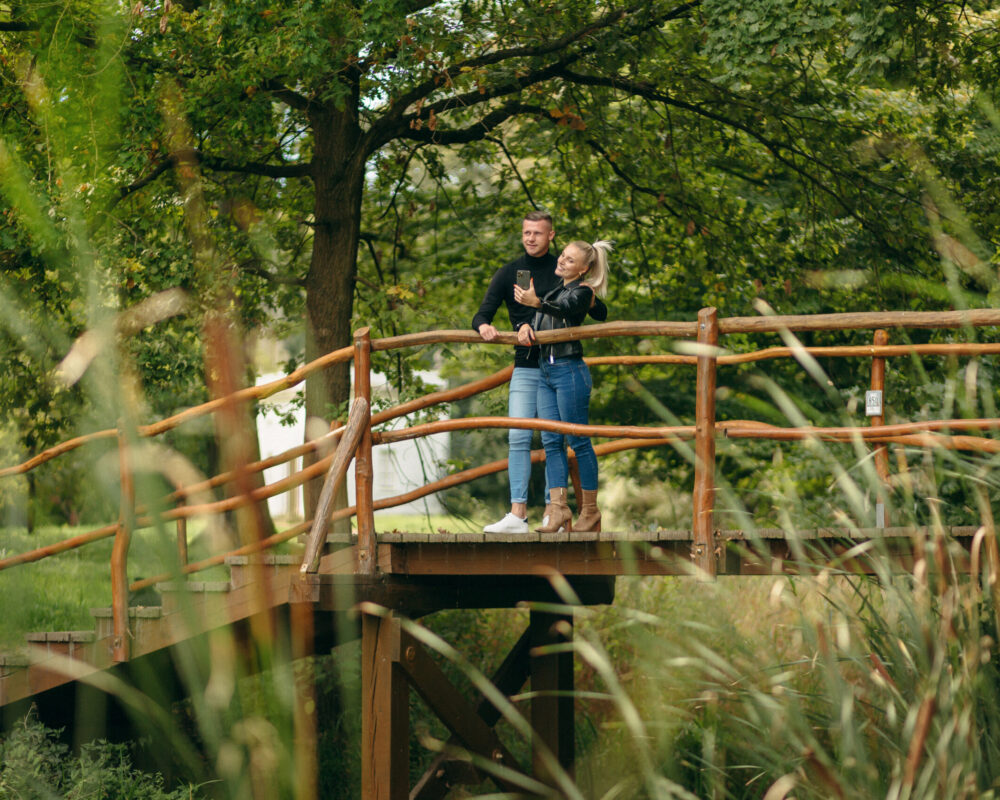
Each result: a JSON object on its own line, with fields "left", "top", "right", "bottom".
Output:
{"left": 355, "top": 328, "right": 377, "bottom": 576}
{"left": 692, "top": 307, "right": 719, "bottom": 577}
{"left": 871, "top": 328, "right": 890, "bottom": 527}
{"left": 530, "top": 610, "right": 574, "bottom": 786}
{"left": 301, "top": 397, "right": 369, "bottom": 574}
{"left": 395, "top": 629, "right": 526, "bottom": 796}
{"left": 111, "top": 426, "right": 134, "bottom": 663}
{"left": 312, "top": 574, "right": 615, "bottom": 616}
{"left": 411, "top": 627, "right": 533, "bottom": 799}
{"left": 362, "top": 613, "right": 409, "bottom": 800}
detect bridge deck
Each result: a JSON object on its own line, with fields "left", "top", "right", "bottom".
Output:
{"left": 326, "top": 524, "right": 981, "bottom": 577}
{"left": 1, "top": 526, "right": 981, "bottom": 718}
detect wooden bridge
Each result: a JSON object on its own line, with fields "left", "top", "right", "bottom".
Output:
{"left": 3, "top": 307, "right": 1000, "bottom": 798}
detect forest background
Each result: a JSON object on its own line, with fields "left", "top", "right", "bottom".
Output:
{"left": 3, "top": 1, "right": 1000, "bottom": 798}
{"left": 2, "top": 0, "right": 999, "bottom": 531}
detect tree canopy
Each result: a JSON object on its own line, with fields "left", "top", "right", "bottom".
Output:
{"left": 1, "top": 0, "right": 999, "bottom": 523}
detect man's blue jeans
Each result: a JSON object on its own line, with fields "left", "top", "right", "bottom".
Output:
{"left": 508, "top": 366, "right": 544, "bottom": 505}
{"left": 537, "top": 357, "right": 598, "bottom": 491}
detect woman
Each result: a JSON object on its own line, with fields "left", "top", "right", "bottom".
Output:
{"left": 514, "top": 239, "right": 611, "bottom": 532}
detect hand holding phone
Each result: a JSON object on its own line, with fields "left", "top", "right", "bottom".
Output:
{"left": 514, "top": 270, "right": 540, "bottom": 308}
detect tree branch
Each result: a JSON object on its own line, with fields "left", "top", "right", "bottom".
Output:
{"left": 240, "top": 260, "right": 305, "bottom": 287}
{"left": 378, "top": 2, "right": 696, "bottom": 128}
{"left": 189, "top": 149, "right": 312, "bottom": 179}
{"left": 392, "top": 101, "right": 548, "bottom": 146}
{"left": 486, "top": 136, "right": 537, "bottom": 210}
{"left": 259, "top": 78, "right": 314, "bottom": 113}
{"left": 105, "top": 148, "right": 311, "bottom": 221}
{"left": 583, "top": 138, "right": 682, "bottom": 218}
{"left": 106, "top": 158, "right": 173, "bottom": 212}
{"left": 554, "top": 68, "right": 917, "bottom": 223}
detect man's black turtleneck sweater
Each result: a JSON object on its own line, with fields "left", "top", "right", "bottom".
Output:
{"left": 472, "top": 250, "right": 607, "bottom": 368}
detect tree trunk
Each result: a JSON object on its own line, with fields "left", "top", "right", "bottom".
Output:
{"left": 303, "top": 100, "right": 364, "bottom": 516}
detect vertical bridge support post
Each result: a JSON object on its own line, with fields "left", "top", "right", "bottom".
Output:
{"left": 354, "top": 327, "right": 376, "bottom": 576}
{"left": 362, "top": 612, "right": 409, "bottom": 800}
{"left": 530, "top": 609, "right": 575, "bottom": 787}
{"left": 692, "top": 307, "right": 719, "bottom": 577}
{"left": 870, "top": 328, "right": 890, "bottom": 528}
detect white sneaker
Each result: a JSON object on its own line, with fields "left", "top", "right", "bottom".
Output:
{"left": 483, "top": 513, "right": 529, "bottom": 534}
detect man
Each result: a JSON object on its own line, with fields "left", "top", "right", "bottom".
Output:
{"left": 472, "top": 210, "right": 607, "bottom": 533}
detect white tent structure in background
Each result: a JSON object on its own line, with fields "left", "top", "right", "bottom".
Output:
{"left": 256, "top": 369, "right": 449, "bottom": 522}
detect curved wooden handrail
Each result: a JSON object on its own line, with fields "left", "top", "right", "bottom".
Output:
{"left": 128, "top": 519, "right": 313, "bottom": 592}
{"left": 587, "top": 342, "right": 1000, "bottom": 368}
{"left": 0, "top": 346, "right": 354, "bottom": 479}
{"left": 373, "top": 417, "right": 696, "bottom": 445}
{"left": 369, "top": 321, "right": 700, "bottom": 351}
{"left": 0, "top": 430, "right": 119, "bottom": 478}
{"left": 0, "top": 444, "right": 341, "bottom": 574}
{"left": 719, "top": 418, "right": 1000, "bottom": 439}
{"left": 368, "top": 310, "right": 1000, "bottom": 354}
{"left": 373, "top": 414, "right": 1000, "bottom": 449}
{"left": 370, "top": 366, "right": 513, "bottom": 426}
{"left": 721, "top": 421, "right": 1000, "bottom": 452}
{"left": 8, "top": 314, "right": 1000, "bottom": 480}
{"left": 161, "top": 426, "right": 344, "bottom": 504}
{"left": 717, "top": 341, "right": 1000, "bottom": 365}
{"left": 718, "top": 309, "right": 1000, "bottom": 335}
{"left": 7, "top": 308, "right": 1000, "bottom": 591}
{"left": 0, "top": 523, "right": 119, "bottom": 571}
{"left": 0, "top": 370, "right": 517, "bottom": 571}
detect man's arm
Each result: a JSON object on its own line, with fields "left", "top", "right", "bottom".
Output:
{"left": 472, "top": 265, "right": 511, "bottom": 341}
{"left": 589, "top": 296, "right": 608, "bottom": 322}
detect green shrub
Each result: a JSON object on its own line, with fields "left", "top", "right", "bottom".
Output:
{"left": 0, "top": 711, "right": 201, "bottom": 800}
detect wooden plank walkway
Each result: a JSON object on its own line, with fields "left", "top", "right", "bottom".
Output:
{"left": 334, "top": 525, "right": 983, "bottom": 576}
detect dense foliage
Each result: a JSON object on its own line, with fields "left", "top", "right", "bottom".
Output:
{"left": 0, "top": 711, "right": 199, "bottom": 799}
{"left": 0, "top": 1, "right": 997, "bottom": 528}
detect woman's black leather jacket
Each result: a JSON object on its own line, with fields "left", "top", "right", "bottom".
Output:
{"left": 529, "top": 279, "right": 595, "bottom": 363}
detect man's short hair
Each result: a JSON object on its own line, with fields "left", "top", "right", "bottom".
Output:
{"left": 523, "top": 210, "right": 553, "bottom": 226}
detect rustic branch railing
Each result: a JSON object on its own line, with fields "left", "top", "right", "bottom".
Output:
{"left": 301, "top": 397, "right": 369, "bottom": 575}
{"left": 3, "top": 307, "right": 1000, "bottom": 608}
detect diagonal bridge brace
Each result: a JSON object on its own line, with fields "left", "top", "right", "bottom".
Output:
{"left": 402, "top": 624, "right": 527, "bottom": 798}
{"left": 363, "top": 609, "right": 576, "bottom": 799}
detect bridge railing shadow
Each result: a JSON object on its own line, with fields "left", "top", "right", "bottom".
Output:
{"left": 4, "top": 307, "right": 1000, "bottom": 657}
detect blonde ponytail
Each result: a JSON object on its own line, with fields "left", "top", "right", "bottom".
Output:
{"left": 567, "top": 239, "right": 612, "bottom": 298}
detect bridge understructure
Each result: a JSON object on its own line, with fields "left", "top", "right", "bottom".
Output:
{"left": 3, "top": 308, "right": 1000, "bottom": 798}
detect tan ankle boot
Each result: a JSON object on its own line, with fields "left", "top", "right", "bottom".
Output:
{"left": 575, "top": 489, "right": 602, "bottom": 532}
{"left": 539, "top": 502, "right": 555, "bottom": 531}
{"left": 536, "top": 487, "right": 572, "bottom": 533}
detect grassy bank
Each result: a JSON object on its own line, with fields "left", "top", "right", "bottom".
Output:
{"left": 0, "top": 512, "right": 476, "bottom": 644}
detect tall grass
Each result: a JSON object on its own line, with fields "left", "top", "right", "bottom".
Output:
{"left": 2, "top": 5, "right": 1000, "bottom": 800}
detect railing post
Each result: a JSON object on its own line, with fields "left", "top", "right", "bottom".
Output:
{"left": 355, "top": 327, "right": 377, "bottom": 576}
{"left": 870, "top": 329, "right": 890, "bottom": 528}
{"left": 692, "top": 307, "right": 718, "bottom": 577}
{"left": 111, "top": 425, "right": 134, "bottom": 662}
{"left": 176, "top": 502, "right": 188, "bottom": 566}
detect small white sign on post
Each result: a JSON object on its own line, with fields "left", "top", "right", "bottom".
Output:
{"left": 865, "top": 390, "right": 883, "bottom": 417}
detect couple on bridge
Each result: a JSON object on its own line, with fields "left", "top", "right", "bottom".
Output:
{"left": 473, "top": 210, "right": 611, "bottom": 535}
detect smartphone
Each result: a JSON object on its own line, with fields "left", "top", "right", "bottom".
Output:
{"left": 516, "top": 269, "right": 531, "bottom": 290}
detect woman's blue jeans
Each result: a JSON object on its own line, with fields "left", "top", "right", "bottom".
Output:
{"left": 508, "top": 366, "right": 546, "bottom": 505}
{"left": 537, "top": 357, "right": 598, "bottom": 491}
